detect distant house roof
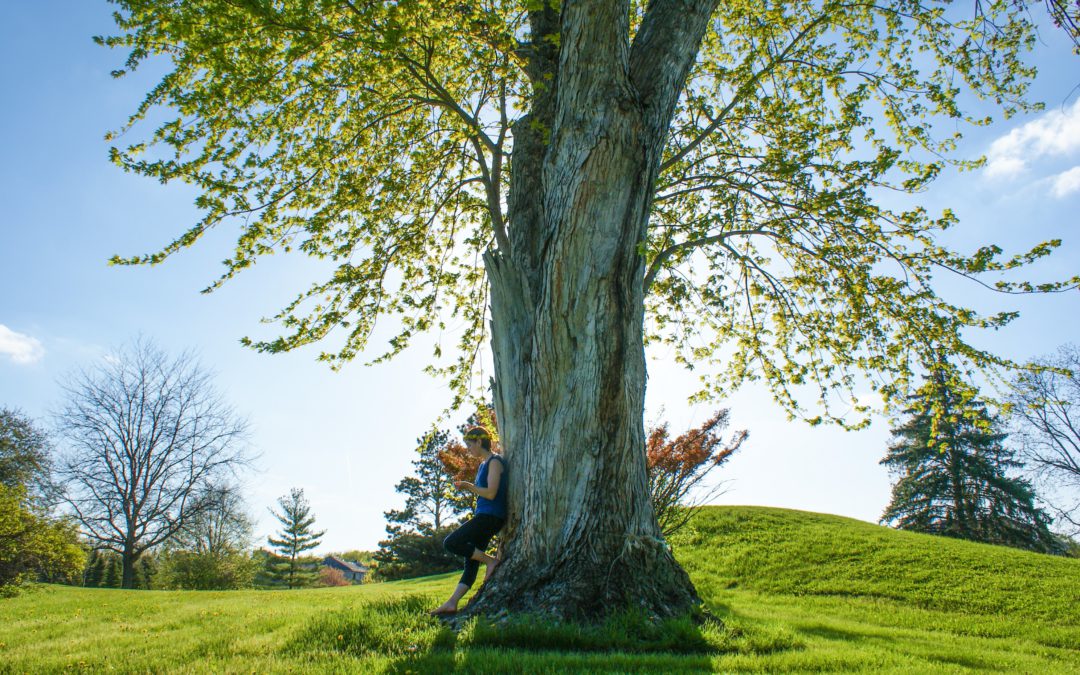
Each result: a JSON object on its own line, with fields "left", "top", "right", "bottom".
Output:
{"left": 323, "top": 555, "right": 368, "bottom": 574}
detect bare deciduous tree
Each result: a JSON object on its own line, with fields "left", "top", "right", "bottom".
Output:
{"left": 1010, "top": 344, "right": 1080, "bottom": 534}
{"left": 55, "top": 339, "right": 250, "bottom": 588}
{"left": 169, "top": 482, "right": 254, "bottom": 556}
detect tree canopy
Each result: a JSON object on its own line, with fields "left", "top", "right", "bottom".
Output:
{"left": 0, "top": 408, "right": 58, "bottom": 508}
{"left": 0, "top": 483, "right": 85, "bottom": 594}
{"left": 101, "top": 0, "right": 1078, "bottom": 423}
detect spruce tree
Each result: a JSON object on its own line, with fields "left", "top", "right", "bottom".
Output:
{"left": 134, "top": 554, "right": 157, "bottom": 590}
{"left": 265, "top": 488, "right": 325, "bottom": 589}
{"left": 101, "top": 552, "right": 121, "bottom": 588}
{"left": 881, "top": 368, "right": 1062, "bottom": 554}
{"left": 83, "top": 549, "right": 105, "bottom": 588}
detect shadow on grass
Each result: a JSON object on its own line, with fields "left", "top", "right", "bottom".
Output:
{"left": 381, "top": 648, "right": 718, "bottom": 673}
{"left": 798, "top": 623, "right": 877, "bottom": 643}
{"left": 924, "top": 652, "right": 999, "bottom": 671}
{"left": 285, "top": 595, "right": 455, "bottom": 659}
{"left": 285, "top": 594, "right": 800, "bottom": 672}
{"left": 797, "top": 621, "right": 998, "bottom": 671}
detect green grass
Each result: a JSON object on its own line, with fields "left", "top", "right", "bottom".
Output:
{"left": 2, "top": 506, "right": 1078, "bottom": 673}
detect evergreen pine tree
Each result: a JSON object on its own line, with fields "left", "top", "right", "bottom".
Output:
{"left": 881, "top": 367, "right": 1062, "bottom": 554}
{"left": 134, "top": 554, "right": 157, "bottom": 589}
{"left": 373, "top": 428, "right": 472, "bottom": 580}
{"left": 83, "top": 549, "right": 105, "bottom": 588}
{"left": 384, "top": 429, "right": 471, "bottom": 536}
{"left": 265, "top": 488, "right": 325, "bottom": 589}
{"left": 101, "top": 552, "right": 121, "bottom": 588}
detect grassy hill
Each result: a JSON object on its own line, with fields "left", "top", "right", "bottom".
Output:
{"left": 1, "top": 506, "right": 1078, "bottom": 673}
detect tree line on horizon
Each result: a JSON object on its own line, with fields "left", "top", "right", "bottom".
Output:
{"left": 3, "top": 339, "right": 1080, "bottom": 595}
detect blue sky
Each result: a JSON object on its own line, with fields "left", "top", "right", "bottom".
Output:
{"left": 1, "top": 2, "right": 1078, "bottom": 553}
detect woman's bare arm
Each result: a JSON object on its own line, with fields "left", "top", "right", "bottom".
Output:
{"left": 455, "top": 458, "right": 503, "bottom": 499}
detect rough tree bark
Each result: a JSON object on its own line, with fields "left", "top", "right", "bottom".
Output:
{"left": 122, "top": 543, "right": 137, "bottom": 590}
{"left": 462, "top": 0, "right": 720, "bottom": 623}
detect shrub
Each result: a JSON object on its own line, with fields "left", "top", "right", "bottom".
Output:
{"left": 371, "top": 525, "right": 462, "bottom": 581}
{"left": 156, "top": 550, "right": 258, "bottom": 590}
{"left": 317, "top": 566, "right": 350, "bottom": 587}
{"left": 0, "top": 484, "right": 84, "bottom": 594}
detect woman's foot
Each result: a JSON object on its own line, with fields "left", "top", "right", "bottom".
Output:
{"left": 483, "top": 555, "right": 500, "bottom": 583}
{"left": 429, "top": 602, "right": 458, "bottom": 616}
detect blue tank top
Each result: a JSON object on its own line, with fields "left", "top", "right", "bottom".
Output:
{"left": 475, "top": 454, "right": 508, "bottom": 518}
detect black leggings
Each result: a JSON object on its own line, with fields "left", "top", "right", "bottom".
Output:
{"left": 443, "top": 513, "right": 504, "bottom": 588}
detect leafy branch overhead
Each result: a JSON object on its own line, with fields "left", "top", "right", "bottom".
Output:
{"left": 102, "top": 0, "right": 1078, "bottom": 420}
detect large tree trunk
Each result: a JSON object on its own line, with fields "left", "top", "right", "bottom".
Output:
{"left": 474, "top": 251, "right": 700, "bottom": 621}
{"left": 461, "top": 0, "right": 717, "bottom": 623}
{"left": 121, "top": 546, "right": 136, "bottom": 590}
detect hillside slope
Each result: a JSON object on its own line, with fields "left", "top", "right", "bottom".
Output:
{"left": 0, "top": 506, "right": 1076, "bottom": 673}
{"left": 677, "top": 506, "right": 1080, "bottom": 671}
{"left": 681, "top": 506, "right": 1079, "bottom": 626}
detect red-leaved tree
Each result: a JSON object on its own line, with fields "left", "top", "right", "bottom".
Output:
{"left": 440, "top": 407, "right": 500, "bottom": 483}
{"left": 440, "top": 441, "right": 484, "bottom": 485}
{"left": 647, "top": 410, "right": 747, "bottom": 537}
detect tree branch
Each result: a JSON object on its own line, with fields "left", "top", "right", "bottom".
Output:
{"left": 630, "top": 0, "right": 722, "bottom": 142}
{"left": 644, "top": 226, "right": 769, "bottom": 292}
{"left": 658, "top": 10, "right": 833, "bottom": 172}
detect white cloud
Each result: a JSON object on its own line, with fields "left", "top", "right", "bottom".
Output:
{"left": 985, "top": 99, "right": 1080, "bottom": 178}
{"left": 851, "top": 390, "right": 885, "bottom": 412}
{"left": 0, "top": 324, "right": 45, "bottom": 365}
{"left": 984, "top": 155, "right": 1026, "bottom": 178}
{"left": 1051, "top": 165, "right": 1080, "bottom": 198}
